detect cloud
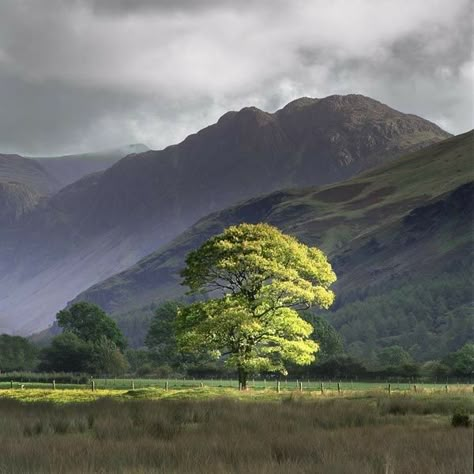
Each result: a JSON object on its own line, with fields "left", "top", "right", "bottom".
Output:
{"left": 0, "top": 0, "right": 471, "bottom": 155}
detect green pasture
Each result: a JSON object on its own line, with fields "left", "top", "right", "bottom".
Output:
{"left": 0, "top": 378, "right": 472, "bottom": 404}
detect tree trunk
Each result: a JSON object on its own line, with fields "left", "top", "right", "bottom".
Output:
{"left": 238, "top": 367, "right": 248, "bottom": 390}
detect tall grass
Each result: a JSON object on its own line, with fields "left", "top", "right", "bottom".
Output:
{"left": 0, "top": 397, "right": 471, "bottom": 473}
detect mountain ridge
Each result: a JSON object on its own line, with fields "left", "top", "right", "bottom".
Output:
{"left": 0, "top": 94, "right": 452, "bottom": 333}
{"left": 75, "top": 131, "right": 473, "bottom": 317}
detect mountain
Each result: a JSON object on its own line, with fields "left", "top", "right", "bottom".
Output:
{"left": 0, "top": 145, "right": 149, "bottom": 230}
{"left": 33, "top": 144, "right": 149, "bottom": 189}
{"left": 0, "top": 153, "right": 59, "bottom": 195}
{"left": 0, "top": 181, "right": 42, "bottom": 225}
{"left": 0, "top": 94, "right": 451, "bottom": 334}
{"left": 75, "top": 131, "right": 474, "bottom": 357}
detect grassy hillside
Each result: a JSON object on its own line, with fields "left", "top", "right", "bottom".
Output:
{"left": 76, "top": 131, "right": 474, "bottom": 358}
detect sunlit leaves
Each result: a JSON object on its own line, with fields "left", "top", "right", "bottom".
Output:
{"left": 177, "top": 223, "right": 336, "bottom": 380}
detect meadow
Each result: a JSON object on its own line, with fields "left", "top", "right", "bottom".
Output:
{"left": 1, "top": 375, "right": 471, "bottom": 392}
{"left": 0, "top": 383, "right": 472, "bottom": 473}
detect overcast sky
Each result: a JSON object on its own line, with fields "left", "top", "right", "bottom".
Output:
{"left": 0, "top": 0, "right": 472, "bottom": 156}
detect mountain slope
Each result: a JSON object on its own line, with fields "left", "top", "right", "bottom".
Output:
{"left": 74, "top": 131, "right": 474, "bottom": 356}
{"left": 0, "top": 181, "right": 42, "bottom": 225}
{"left": 0, "top": 153, "right": 59, "bottom": 195}
{"left": 0, "top": 94, "right": 451, "bottom": 334}
{"left": 33, "top": 144, "right": 149, "bottom": 189}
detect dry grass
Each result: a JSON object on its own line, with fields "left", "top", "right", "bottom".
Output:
{"left": 0, "top": 396, "right": 471, "bottom": 473}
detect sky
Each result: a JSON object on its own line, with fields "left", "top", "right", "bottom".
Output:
{"left": 0, "top": 0, "right": 472, "bottom": 156}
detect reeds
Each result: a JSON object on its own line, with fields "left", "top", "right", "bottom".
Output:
{"left": 0, "top": 397, "right": 471, "bottom": 473}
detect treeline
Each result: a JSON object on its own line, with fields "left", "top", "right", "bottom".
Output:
{"left": 327, "top": 269, "right": 473, "bottom": 363}
{"left": 2, "top": 301, "right": 471, "bottom": 381}
{"left": 109, "top": 266, "right": 473, "bottom": 368}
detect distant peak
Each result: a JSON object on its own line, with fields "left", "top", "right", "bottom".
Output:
{"left": 217, "top": 106, "right": 274, "bottom": 127}
{"left": 276, "top": 97, "right": 319, "bottom": 115}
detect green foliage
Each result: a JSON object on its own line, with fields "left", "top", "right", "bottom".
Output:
{"left": 308, "top": 354, "right": 368, "bottom": 378}
{"left": 126, "top": 349, "right": 151, "bottom": 374}
{"left": 302, "top": 313, "right": 344, "bottom": 360}
{"left": 89, "top": 337, "right": 128, "bottom": 376}
{"left": 57, "top": 302, "right": 126, "bottom": 351}
{"left": 444, "top": 344, "right": 474, "bottom": 377}
{"left": 377, "top": 345, "right": 413, "bottom": 368}
{"left": 0, "top": 335, "right": 38, "bottom": 371}
{"left": 177, "top": 223, "right": 336, "bottom": 387}
{"left": 41, "top": 302, "right": 128, "bottom": 375}
{"left": 145, "top": 302, "right": 180, "bottom": 364}
{"left": 39, "top": 333, "right": 91, "bottom": 373}
{"left": 332, "top": 270, "right": 473, "bottom": 362}
{"left": 420, "top": 360, "right": 450, "bottom": 379}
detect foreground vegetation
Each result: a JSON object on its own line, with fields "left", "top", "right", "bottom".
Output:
{"left": 0, "top": 392, "right": 471, "bottom": 473}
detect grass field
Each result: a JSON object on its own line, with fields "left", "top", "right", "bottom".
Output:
{"left": 0, "top": 390, "right": 472, "bottom": 473}
{"left": 1, "top": 377, "right": 471, "bottom": 393}
{"left": 0, "top": 379, "right": 472, "bottom": 404}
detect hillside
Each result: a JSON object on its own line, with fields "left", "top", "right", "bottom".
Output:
{"left": 0, "top": 94, "right": 451, "bottom": 334}
{"left": 76, "top": 131, "right": 474, "bottom": 358}
{"left": 0, "top": 145, "right": 149, "bottom": 231}
{"left": 0, "top": 154, "right": 59, "bottom": 195}
{"left": 0, "top": 182, "right": 42, "bottom": 225}
{"left": 33, "top": 144, "right": 149, "bottom": 189}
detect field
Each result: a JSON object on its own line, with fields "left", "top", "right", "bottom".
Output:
{"left": 0, "top": 383, "right": 472, "bottom": 473}
{"left": 1, "top": 376, "right": 471, "bottom": 392}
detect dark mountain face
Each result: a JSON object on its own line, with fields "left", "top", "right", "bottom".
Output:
{"left": 86, "top": 95, "right": 447, "bottom": 240}
{"left": 75, "top": 131, "right": 473, "bottom": 321}
{"left": 0, "top": 95, "right": 451, "bottom": 334}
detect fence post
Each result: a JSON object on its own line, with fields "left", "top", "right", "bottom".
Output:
{"left": 445, "top": 384, "right": 448, "bottom": 393}
{"left": 91, "top": 380, "right": 95, "bottom": 392}
{"left": 337, "top": 382, "right": 341, "bottom": 394}
{"left": 52, "top": 380, "right": 56, "bottom": 390}
{"left": 10, "top": 380, "right": 13, "bottom": 389}
{"left": 299, "top": 382, "right": 303, "bottom": 392}
{"left": 277, "top": 380, "right": 281, "bottom": 393}
{"left": 165, "top": 381, "right": 169, "bottom": 391}
{"left": 320, "top": 382, "right": 324, "bottom": 395}
{"left": 263, "top": 379, "right": 266, "bottom": 389}
{"left": 388, "top": 383, "right": 391, "bottom": 396}
{"left": 413, "top": 384, "right": 417, "bottom": 393}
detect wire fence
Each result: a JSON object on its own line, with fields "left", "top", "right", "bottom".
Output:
{"left": 0, "top": 377, "right": 472, "bottom": 393}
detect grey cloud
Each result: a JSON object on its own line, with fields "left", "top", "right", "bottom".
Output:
{"left": 0, "top": 0, "right": 471, "bottom": 155}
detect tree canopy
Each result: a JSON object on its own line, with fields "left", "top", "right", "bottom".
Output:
{"left": 177, "top": 223, "right": 336, "bottom": 388}
{"left": 0, "top": 334, "right": 38, "bottom": 372}
{"left": 57, "top": 301, "right": 126, "bottom": 351}
{"left": 145, "top": 301, "right": 180, "bottom": 364}
{"left": 41, "top": 302, "right": 128, "bottom": 375}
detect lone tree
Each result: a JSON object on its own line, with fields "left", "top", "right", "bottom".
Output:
{"left": 177, "top": 223, "right": 336, "bottom": 389}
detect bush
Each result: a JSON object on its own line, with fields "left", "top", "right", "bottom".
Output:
{"left": 451, "top": 413, "right": 471, "bottom": 428}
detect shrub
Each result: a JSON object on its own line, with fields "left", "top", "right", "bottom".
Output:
{"left": 451, "top": 413, "right": 471, "bottom": 428}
